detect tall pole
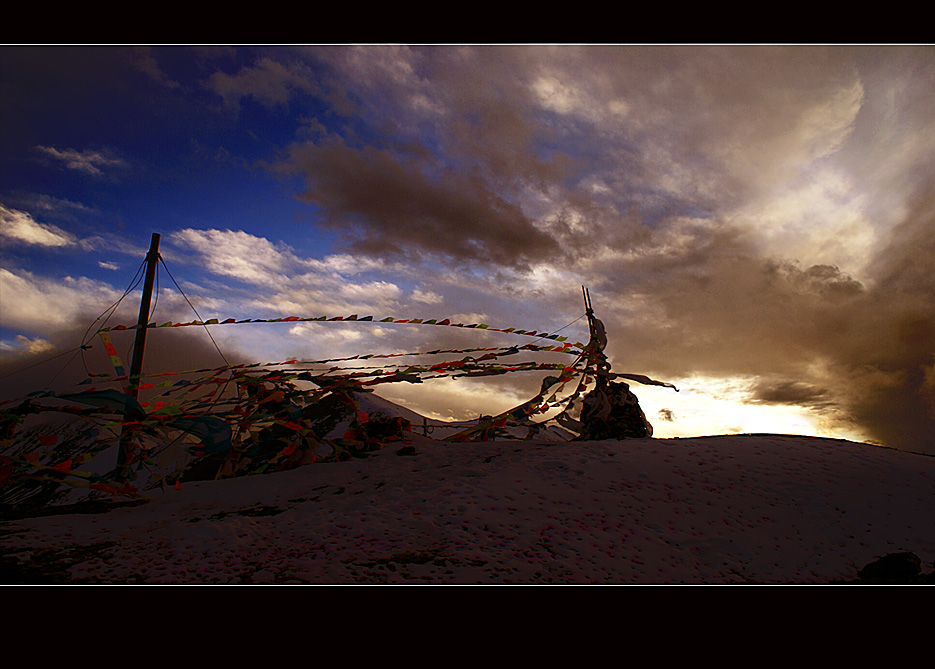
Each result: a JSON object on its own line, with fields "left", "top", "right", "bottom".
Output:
{"left": 128, "top": 233, "right": 160, "bottom": 400}
{"left": 116, "top": 232, "right": 160, "bottom": 476}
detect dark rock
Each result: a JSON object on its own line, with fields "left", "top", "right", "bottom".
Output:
{"left": 857, "top": 552, "right": 923, "bottom": 582}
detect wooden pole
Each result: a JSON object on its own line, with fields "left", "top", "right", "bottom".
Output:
{"left": 116, "top": 232, "right": 160, "bottom": 474}
{"left": 128, "top": 233, "right": 160, "bottom": 399}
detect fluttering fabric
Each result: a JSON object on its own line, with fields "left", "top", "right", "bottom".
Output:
{"left": 2, "top": 314, "right": 676, "bottom": 501}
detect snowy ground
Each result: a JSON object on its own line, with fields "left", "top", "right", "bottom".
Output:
{"left": 2, "top": 431, "right": 932, "bottom": 585}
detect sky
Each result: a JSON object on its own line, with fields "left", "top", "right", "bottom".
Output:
{"left": 1, "top": 45, "right": 933, "bottom": 453}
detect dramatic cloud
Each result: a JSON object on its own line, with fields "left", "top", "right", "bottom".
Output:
{"left": 167, "top": 228, "right": 405, "bottom": 318}
{"left": 170, "top": 228, "right": 308, "bottom": 286}
{"left": 343, "top": 45, "right": 934, "bottom": 453}
{"left": 282, "top": 137, "right": 563, "bottom": 268}
{"left": 0, "top": 268, "right": 122, "bottom": 333}
{"left": 0, "top": 205, "right": 75, "bottom": 247}
{"left": 584, "top": 199, "right": 935, "bottom": 452}
{"left": 750, "top": 379, "right": 831, "bottom": 409}
{"left": 3, "top": 46, "right": 932, "bottom": 453}
{"left": 0, "top": 203, "right": 144, "bottom": 259}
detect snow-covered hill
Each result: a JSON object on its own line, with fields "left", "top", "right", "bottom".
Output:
{"left": 2, "top": 428, "right": 932, "bottom": 584}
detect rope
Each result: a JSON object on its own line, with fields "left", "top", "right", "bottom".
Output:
{"left": 524, "top": 311, "right": 587, "bottom": 347}
{"left": 2, "top": 260, "right": 148, "bottom": 385}
{"left": 80, "top": 258, "right": 147, "bottom": 348}
{"left": 0, "top": 345, "right": 89, "bottom": 382}
{"left": 43, "top": 346, "right": 85, "bottom": 389}
{"left": 158, "top": 257, "right": 230, "bottom": 367}
{"left": 79, "top": 258, "right": 147, "bottom": 376}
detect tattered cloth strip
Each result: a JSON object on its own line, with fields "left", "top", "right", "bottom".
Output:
{"left": 444, "top": 365, "right": 582, "bottom": 442}
{"left": 97, "top": 332, "right": 127, "bottom": 379}
{"left": 614, "top": 373, "right": 679, "bottom": 392}
{"left": 96, "top": 314, "right": 580, "bottom": 346}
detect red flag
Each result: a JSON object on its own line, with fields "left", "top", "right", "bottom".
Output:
{"left": 51, "top": 459, "right": 73, "bottom": 472}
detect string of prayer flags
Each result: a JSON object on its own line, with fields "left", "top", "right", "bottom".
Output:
{"left": 96, "top": 313, "right": 578, "bottom": 346}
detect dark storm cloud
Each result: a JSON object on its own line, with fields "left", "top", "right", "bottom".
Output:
{"left": 829, "top": 187, "right": 935, "bottom": 452}
{"left": 751, "top": 379, "right": 831, "bottom": 408}
{"left": 279, "top": 47, "right": 865, "bottom": 268}
{"left": 593, "top": 232, "right": 863, "bottom": 378}
{"left": 591, "top": 189, "right": 934, "bottom": 452}
{"left": 283, "top": 137, "right": 563, "bottom": 268}
{"left": 0, "top": 318, "right": 242, "bottom": 403}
